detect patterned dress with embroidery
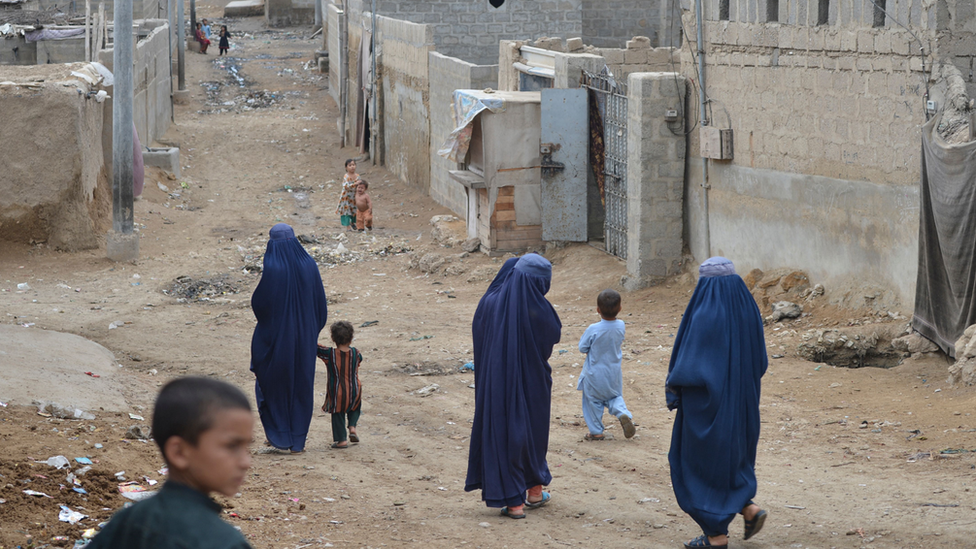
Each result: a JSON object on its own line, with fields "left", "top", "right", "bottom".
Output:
{"left": 335, "top": 174, "right": 360, "bottom": 217}
{"left": 317, "top": 345, "right": 363, "bottom": 413}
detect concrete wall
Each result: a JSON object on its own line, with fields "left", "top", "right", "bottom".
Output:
{"left": 586, "top": 39, "right": 675, "bottom": 80}
{"left": 583, "top": 0, "right": 681, "bottom": 48}
{"left": 428, "top": 52, "right": 498, "bottom": 217}
{"left": 266, "top": 0, "right": 315, "bottom": 26}
{"left": 0, "top": 63, "right": 110, "bottom": 250}
{"left": 23, "top": 0, "right": 164, "bottom": 19}
{"left": 341, "top": 0, "right": 583, "bottom": 65}
{"left": 623, "top": 72, "right": 687, "bottom": 289}
{"left": 35, "top": 38, "right": 87, "bottom": 64}
{"left": 678, "top": 0, "right": 941, "bottom": 306}
{"left": 376, "top": 15, "right": 433, "bottom": 190}
{"left": 98, "top": 19, "right": 173, "bottom": 147}
{"left": 0, "top": 35, "right": 36, "bottom": 65}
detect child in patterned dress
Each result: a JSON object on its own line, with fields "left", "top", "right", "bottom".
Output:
{"left": 317, "top": 321, "right": 363, "bottom": 449}
{"left": 336, "top": 159, "right": 360, "bottom": 230}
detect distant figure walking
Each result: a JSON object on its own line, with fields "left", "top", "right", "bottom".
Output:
{"left": 250, "top": 223, "right": 328, "bottom": 454}
{"left": 317, "top": 321, "right": 364, "bottom": 449}
{"left": 466, "top": 254, "right": 562, "bottom": 519}
{"left": 666, "top": 257, "right": 768, "bottom": 548}
{"left": 336, "top": 159, "right": 360, "bottom": 230}
{"left": 219, "top": 25, "right": 230, "bottom": 55}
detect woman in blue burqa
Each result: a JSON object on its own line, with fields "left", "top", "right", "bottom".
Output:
{"left": 666, "top": 257, "right": 768, "bottom": 548}
{"left": 250, "top": 223, "right": 328, "bottom": 453}
{"left": 465, "top": 253, "right": 562, "bottom": 519}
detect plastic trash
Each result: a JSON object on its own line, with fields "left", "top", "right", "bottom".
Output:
{"left": 74, "top": 465, "right": 92, "bottom": 476}
{"left": 44, "top": 455, "right": 70, "bottom": 469}
{"left": 17, "top": 283, "right": 30, "bottom": 290}
{"left": 59, "top": 505, "right": 87, "bottom": 524}
{"left": 459, "top": 362, "right": 475, "bottom": 372}
{"left": 74, "top": 457, "right": 93, "bottom": 465}
{"left": 23, "top": 490, "right": 53, "bottom": 498}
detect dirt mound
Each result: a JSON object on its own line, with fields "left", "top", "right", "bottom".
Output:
{"left": 796, "top": 324, "right": 906, "bottom": 368}
{"left": 0, "top": 459, "right": 127, "bottom": 547}
{"left": 164, "top": 274, "right": 249, "bottom": 302}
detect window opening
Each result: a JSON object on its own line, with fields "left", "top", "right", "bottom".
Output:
{"left": 767, "top": 0, "right": 779, "bottom": 22}
{"left": 818, "top": 0, "right": 829, "bottom": 24}
{"left": 720, "top": 0, "right": 730, "bottom": 20}
{"left": 872, "top": 0, "right": 886, "bottom": 27}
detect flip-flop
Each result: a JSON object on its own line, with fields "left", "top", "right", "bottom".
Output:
{"left": 330, "top": 442, "right": 349, "bottom": 449}
{"left": 499, "top": 507, "right": 526, "bottom": 519}
{"left": 619, "top": 415, "right": 636, "bottom": 439}
{"left": 584, "top": 433, "right": 605, "bottom": 441}
{"left": 683, "top": 535, "right": 727, "bottom": 548}
{"left": 256, "top": 447, "right": 290, "bottom": 455}
{"left": 524, "top": 491, "right": 551, "bottom": 509}
{"left": 349, "top": 433, "right": 360, "bottom": 443}
{"left": 744, "top": 508, "right": 767, "bottom": 540}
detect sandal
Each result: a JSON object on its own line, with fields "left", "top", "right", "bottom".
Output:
{"left": 683, "top": 535, "right": 727, "bottom": 548}
{"left": 619, "top": 415, "right": 636, "bottom": 439}
{"left": 330, "top": 442, "right": 348, "bottom": 449}
{"left": 349, "top": 433, "right": 360, "bottom": 443}
{"left": 257, "top": 447, "right": 290, "bottom": 455}
{"left": 743, "top": 508, "right": 767, "bottom": 540}
{"left": 500, "top": 507, "right": 526, "bottom": 519}
{"left": 584, "top": 433, "right": 605, "bottom": 441}
{"left": 524, "top": 491, "right": 551, "bottom": 509}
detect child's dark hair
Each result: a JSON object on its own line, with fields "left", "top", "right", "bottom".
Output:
{"left": 345, "top": 158, "right": 355, "bottom": 167}
{"left": 597, "top": 289, "right": 621, "bottom": 318}
{"left": 357, "top": 179, "right": 369, "bottom": 190}
{"left": 152, "top": 377, "right": 251, "bottom": 463}
{"left": 330, "top": 320, "right": 354, "bottom": 345}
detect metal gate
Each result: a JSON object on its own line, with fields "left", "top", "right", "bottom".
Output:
{"left": 582, "top": 69, "right": 628, "bottom": 259}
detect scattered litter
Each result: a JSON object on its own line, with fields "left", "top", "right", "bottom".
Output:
{"left": 638, "top": 497, "right": 660, "bottom": 504}
{"left": 17, "top": 282, "right": 30, "bottom": 290}
{"left": 43, "top": 455, "right": 70, "bottom": 469}
{"left": 360, "top": 320, "right": 379, "bottom": 327}
{"left": 409, "top": 335, "right": 434, "bottom": 341}
{"left": 125, "top": 425, "right": 151, "bottom": 440}
{"left": 785, "top": 505, "right": 805, "bottom": 510}
{"left": 23, "top": 489, "right": 53, "bottom": 498}
{"left": 74, "top": 466, "right": 92, "bottom": 476}
{"left": 144, "top": 477, "right": 158, "bottom": 486}
{"left": 59, "top": 505, "right": 88, "bottom": 524}
{"left": 94, "top": 443, "right": 103, "bottom": 449}
{"left": 119, "top": 482, "right": 156, "bottom": 501}
{"left": 72, "top": 487, "right": 88, "bottom": 494}
{"left": 414, "top": 384, "right": 440, "bottom": 397}
{"left": 85, "top": 371, "right": 101, "bottom": 378}
{"left": 459, "top": 362, "right": 474, "bottom": 372}
{"left": 82, "top": 528, "right": 97, "bottom": 539}
{"left": 129, "top": 413, "right": 145, "bottom": 421}
{"left": 36, "top": 402, "right": 96, "bottom": 420}
{"left": 74, "top": 457, "right": 93, "bottom": 465}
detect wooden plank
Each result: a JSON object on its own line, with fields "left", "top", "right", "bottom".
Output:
{"left": 85, "top": 0, "right": 91, "bottom": 62}
{"left": 495, "top": 210, "right": 516, "bottom": 222}
{"left": 494, "top": 201, "right": 515, "bottom": 211}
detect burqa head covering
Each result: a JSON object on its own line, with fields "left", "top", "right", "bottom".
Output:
{"left": 665, "top": 257, "right": 767, "bottom": 536}
{"left": 466, "top": 253, "right": 562, "bottom": 508}
{"left": 250, "top": 223, "right": 328, "bottom": 452}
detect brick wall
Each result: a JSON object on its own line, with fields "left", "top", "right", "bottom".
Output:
{"left": 582, "top": 0, "right": 681, "bottom": 48}
{"left": 428, "top": 52, "right": 498, "bottom": 216}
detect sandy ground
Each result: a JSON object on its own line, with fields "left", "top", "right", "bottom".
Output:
{"left": 1, "top": 13, "right": 976, "bottom": 549}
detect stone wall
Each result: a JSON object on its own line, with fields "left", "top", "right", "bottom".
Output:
{"left": 586, "top": 39, "right": 676, "bottom": 80}
{"left": 582, "top": 0, "right": 681, "bottom": 48}
{"left": 428, "top": 52, "right": 498, "bottom": 217}
{"left": 624, "top": 72, "right": 687, "bottom": 289}
{"left": 376, "top": 15, "right": 433, "bottom": 190}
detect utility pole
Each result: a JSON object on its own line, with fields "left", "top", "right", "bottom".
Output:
{"left": 314, "top": 0, "right": 322, "bottom": 30}
{"left": 107, "top": 0, "right": 138, "bottom": 261}
{"left": 190, "top": 0, "right": 196, "bottom": 38}
{"left": 177, "top": 0, "right": 185, "bottom": 91}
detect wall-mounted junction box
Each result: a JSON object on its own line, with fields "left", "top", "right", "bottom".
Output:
{"left": 700, "top": 126, "right": 733, "bottom": 160}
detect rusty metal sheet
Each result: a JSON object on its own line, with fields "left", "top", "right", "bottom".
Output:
{"left": 541, "top": 88, "right": 588, "bottom": 242}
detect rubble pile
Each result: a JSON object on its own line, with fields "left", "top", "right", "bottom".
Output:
{"left": 796, "top": 324, "right": 905, "bottom": 368}
{"left": 949, "top": 324, "right": 976, "bottom": 386}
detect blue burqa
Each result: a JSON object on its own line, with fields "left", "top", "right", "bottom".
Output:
{"left": 666, "top": 257, "right": 767, "bottom": 536}
{"left": 465, "top": 254, "right": 562, "bottom": 508}
{"left": 250, "top": 224, "right": 328, "bottom": 452}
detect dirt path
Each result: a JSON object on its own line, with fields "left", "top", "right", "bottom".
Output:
{"left": 1, "top": 14, "right": 975, "bottom": 549}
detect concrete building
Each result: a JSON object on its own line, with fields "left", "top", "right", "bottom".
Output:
{"left": 678, "top": 0, "right": 962, "bottom": 307}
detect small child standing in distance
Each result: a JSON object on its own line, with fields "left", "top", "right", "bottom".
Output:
{"left": 336, "top": 159, "right": 360, "bottom": 231}
{"left": 317, "top": 321, "right": 363, "bottom": 449}
{"left": 89, "top": 377, "right": 254, "bottom": 549}
{"left": 355, "top": 180, "right": 373, "bottom": 231}
{"left": 577, "top": 289, "right": 636, "bottom": 441}
{"left": 218, "top": 25, "right": 230, "bottom": 55}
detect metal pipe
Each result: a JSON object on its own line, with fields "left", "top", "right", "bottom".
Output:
{"left": 168, "top": 0, "right": 174, "bottom": 121}
{"left": 339, "top": 4, "right": 348, "bottom": 148}
{"left": 314, "top": 0, "right": 323, "bottom": 30}
{"left": 695, "top": 0, "right": 711, "bottom": 257}
{"left": 177, "top": 0, "right": 185, "bottom": 90}
{"left": 112, "top": 0, "right": 134, "bottom": 236}
{"left": 370, "top": 0, "right": 377, "bottom": 164}
{"left": 189, "top": 0, "right": 196, "bottom": 38}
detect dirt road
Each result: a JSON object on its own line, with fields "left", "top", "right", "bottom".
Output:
{"left": 1, "top": 13, "right": 975, "bottom": 549}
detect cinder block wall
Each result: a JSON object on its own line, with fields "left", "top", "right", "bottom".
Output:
{"left": 428, "top": 52, "right": 498, "bottom": 217}
{"left": 583, "top": 0, "right": 682, "bottom": 48}
{"left": 25, "top": 0, "right": 165, "bottom": 20}
{"left": 377, "top": 16, "right": 434, "bottom": 191}
{"left": 624, "top": 73, "right": 687, "bottom": 288}
{"left": 266, "top": 0, "right": 316, "bottom": 27}
{"left": 678, "top": 0, "right": 947, "bottom": 306}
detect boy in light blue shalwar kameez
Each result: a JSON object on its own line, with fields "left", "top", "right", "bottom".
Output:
{"left": 577, "top": 289, "right": 636, "bottom": 440}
